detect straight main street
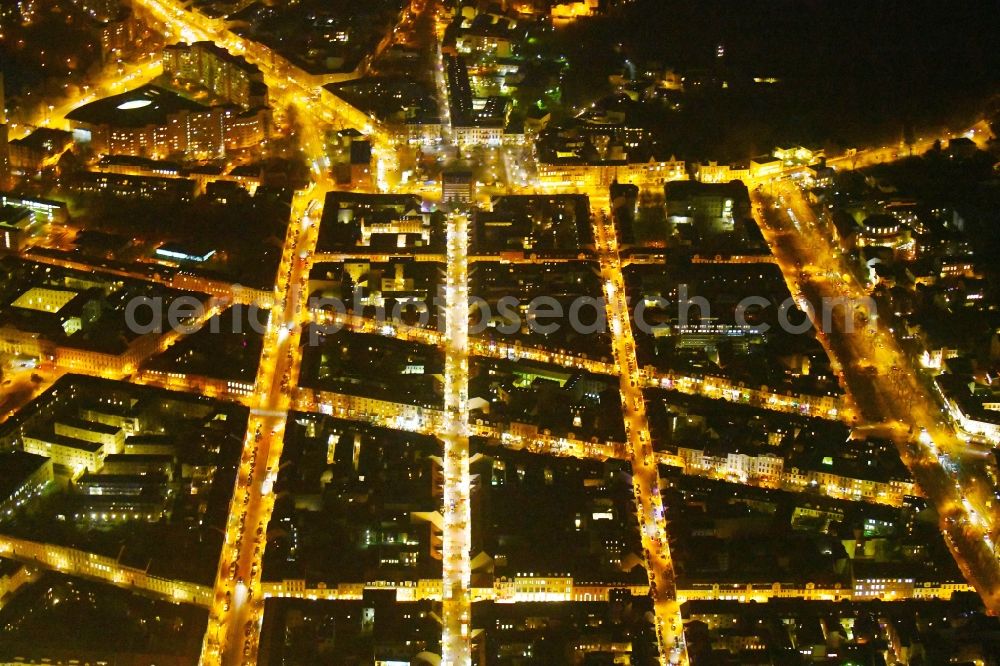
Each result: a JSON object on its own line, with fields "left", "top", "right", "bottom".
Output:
{"left": 8, "top": 0, "right": 1000, "bottom": 660}
{"left": 754, "top": 181, "right": 1000, "bottom": 614}
{"left": 440, "top": 211, "right": 473, "bottom": 666}
{"left": 594, "top": 209, "right": 688, "bottom": 665}
{"left": 200, "top": 182, "right": 325, "bottom": 665}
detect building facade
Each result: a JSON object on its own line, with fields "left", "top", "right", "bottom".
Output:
{"left": 163, "top": 41, "right": 268, "bottom": 109}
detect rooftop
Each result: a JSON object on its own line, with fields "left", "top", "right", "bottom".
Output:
{"left": 0, "top": 452, "right": 50, "bottom": 500}
{"left": 8, "top": 127, "right": 73, "bottom": 153}
{"left": 11, "top": 287, "right": 78, "bottom": 313}
{"left": 0, "top": 205, "right": 33, "bottom": 229}
{"left": 57, "top": 417, "right": 123, "bottom": 436}
{"left": 25, "top": 431, "right": 105, "bottom": 454}
{"left": 66, "top": 85, "right": 208, "bottom": 128}
{"left": 664, "top": 179, "right": 750, "bottom": 201}
{"left": 165, "top": 41, "right": 261, "bottom": 76}
{"left": 97, "top": 155, "right": 182, "bottom": 174}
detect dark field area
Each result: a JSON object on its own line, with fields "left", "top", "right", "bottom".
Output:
{"left": 549, "top": 0, "right": 1000, "bottom": 159}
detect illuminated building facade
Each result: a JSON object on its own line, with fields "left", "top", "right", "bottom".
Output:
{"left": 73, "top": 172, "right": 197, "bottom": 203}
{"left": 22, "top": 432, "right": 107, "bottom": 472}
{"left": 163, "top": 41, "right": 268, "bottom": 109}
{"left": 538, "top": 158, "right": 688, "bottom": 189}
{"left": 67, "top": 85, "right": 270, "bottom": 159}
{"left": 551, "top": 0, "right": 598, "bottom": 22}
{"left": 0, "top": 452, "right": 54, "bottom": 517}
{"left": 0, "top": 206, "right": 35, "bottom": 252}
{"left": 99, "top": 10, "right": 138, "bottom": 60}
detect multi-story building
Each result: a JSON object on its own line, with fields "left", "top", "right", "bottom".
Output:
{"left": 677, "top": 446, "right": 784, "bottom": 482}
{"left": 162, "top": 41, "right": 268, "bottom": 109}
{"left": 538, "top": 157, "right": 688, "bottom": 190}
{"left": 78, "top": 402, "right": 141, "bottom": 436}
{"left": 72, "top": 172, "right": 197, "bottom": 203}
{"left": 0, "top": 451, "right": 54, "bottom": 517}
{"left": 664, "top": 180, "right": 752, "bottom": 231}
{"left": 55, "top": 417, "right": 125, "bottom": 455}
{"left": 94, "top": 154, "right": 183, "bottom": 178}
{"left": 694, "top": 161, "right": 750, "bottom": 184}
{"left": 99, "top": 9, "right": 138, "bottom": 60}
{"left": 70, "top": 0, "right": 122, "bottom": 22}
{"left": 101, "top": 454, "right": 174, "bottom": 481}
{"left": 11, "top": 286, "right": 80, "bottom": 314}
{"left": 66, "top": 85, "right": 270, "bottom": 159}
{"left": 0, "top": 206, "right": 36, "bottom": 252}
{"left": 348, "top": 140, "right": 373, "bottom": 190}
{"left": 76, "top": 472, "right": 168, "bottom": 497}
{"left": 442, "top": 170, "right": 474, "bottom": 204}
{"left": 22, "top": 431, "right": 107, "bottom": 472}
{"left": 447, "top": 56, "right": 507, "bottom": 146}
{"left": 8, "top": 128, "right": 74, "bottom": 174}
{"left": 398, "top": 119, "right": 443, "bottom": 146}
{"left": 550, "top": 0, "right": 599, "bottom": 21}
{"left": 773, "top": 145, "right": 824, "bottom": 166}
{"left": 935, "top": 374, "right": 1000, "bottom": 444}
{"left": 494, "top": 575, "right": 575, "bottom": 602}
{"left": 749, "top": 155, "right": 783, "bottom": 179}
{"left": 0, "top": 192, "right": 68, "bottom": 223}
{"left": 123, "top": 435, "right": 176, "bottom": 456}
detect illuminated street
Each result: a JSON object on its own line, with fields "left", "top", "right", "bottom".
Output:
{"left": 754, "top": 181, "right": 1000, "bottom": 613}
{"left": 440, "top": 211, "right": 473, "bottom": 666}
{"left": 201, "top": 184, "right": 325, "bottom": 665}
{"left": 2, "top": 1, "right": 1000, "bottom": 663}
{"left": 594, "top": 209, "right": 688, "bottom": 665}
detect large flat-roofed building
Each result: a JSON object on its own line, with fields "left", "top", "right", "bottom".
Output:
{"left": 154, "top": 241, "right": 217, "bottom": 264}
{"left": 163, "top": 41, "right": 268, "bottom": 109}
{"left": 0, "top": 192, "right": 68, "bottom": 222}
{"left": 0, "top": 205, "right": 35, "bottom": 252}
{"left": 123, "top": 434, "right": 176, "bottom": 456}
{"left": 72, "top": 171, "right": 198, "bottom": 203}
{"left": 74, "top": 493, "right": 170, "bottom": 523}
{"left": 66, "top": 85, "right": 270, "bottom": 159}
{"left": 11, "top": 287, "right": 79, "bottom": 314}
{"left": 38, "top": 287, "right": 103, "bottom": 336}
{"left": 101, "top": 454, "right": 174, "bottom": 481}
{"left": 77, "top": 472, "right": 168, "bottom": 497}
{"left": 0, "top": 451, "right": 54, "bottom": 517}
{"left": 664, "top": 180, "right": 752, "bottom": 231}
{"left": 95, "top": 154, "right": 182, "bottom": 177}
{"left": 749, "top": 154, "right": 783, "bottom": 178}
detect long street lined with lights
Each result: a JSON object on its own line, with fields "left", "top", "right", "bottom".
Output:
{"left": 753, "top": 182, "right": 1000, "bottom": 614}
{"left": 10, "top": 0, "right": 999, "bottom": 658}
{"left": 595, "top": 209, "right": 688, "bottom": 665}
{"left": 200, "top": 185, "right": 325, "bottom": 665}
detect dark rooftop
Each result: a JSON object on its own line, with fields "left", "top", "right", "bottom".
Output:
{"left": 24, "top": 431, "right": 105, "bottom": 453}
{"left": 0, "top": 452, "right": 50, "bottom": 500}
{"left": 66, "top": 85, "right": 208, "bottom": 128}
